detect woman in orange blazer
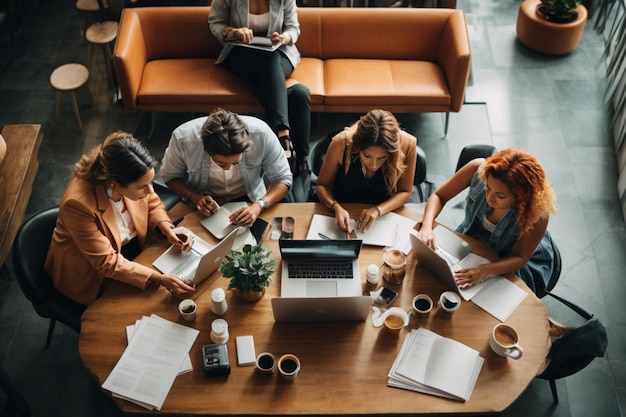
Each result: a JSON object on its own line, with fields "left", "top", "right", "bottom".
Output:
{"left": 45, "top": 132, "right": 196, "bottom": 306}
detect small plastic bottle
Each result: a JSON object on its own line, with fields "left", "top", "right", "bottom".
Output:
{"left": 366, "top": 263, "right": 380, "bottom": 286}
{"left": 210, "top": 318, "right": 229, "bottom": 344}
{"left": 211, "top": 288, "right": 228, "bottom": 315}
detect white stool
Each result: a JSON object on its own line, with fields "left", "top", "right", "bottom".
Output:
{"left": 50, "top": 63, "right": 93, "bottom": 132}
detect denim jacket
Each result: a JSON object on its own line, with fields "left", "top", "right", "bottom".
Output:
{"left": 456, "top": 172, "right": 555, "bottom": 296}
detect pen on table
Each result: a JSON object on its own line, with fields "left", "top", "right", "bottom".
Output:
{"left": 172, "top": 216, "right": 184, "bottom": 227}
{"left": 318, "top": 233, "right": 332, "bottom": 240}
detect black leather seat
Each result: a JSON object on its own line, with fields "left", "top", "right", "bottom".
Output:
{"left": 153, "top": 179, "right": 182, "bottom": 211}
{"left": 12, "top": 207, "right": 85, "bottom": 347}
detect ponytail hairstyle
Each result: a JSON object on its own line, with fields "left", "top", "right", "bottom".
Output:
{"left": 74, "top": 131, "right": 157, "bottom": 187}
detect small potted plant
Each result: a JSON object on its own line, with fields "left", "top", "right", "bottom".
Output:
{"left": 537, "top": 0, "right": 582, "bottom": 23}
{"left": 220, "top": 244, "right": 276, "bottom": 302}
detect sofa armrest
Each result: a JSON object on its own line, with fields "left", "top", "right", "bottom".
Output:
{"left": 114, "top": 8, "right": 147, "bottom": 112}
{"left": 437, "top": 10, "right": 472, "bottom": 112}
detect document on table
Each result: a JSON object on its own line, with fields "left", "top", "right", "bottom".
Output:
{"left": 388, "top": 328, "right": 484, "bottom": 402}
{"left": 125, "top": 315, "right": 192, "bottom": 376}
{"left": 470, "top": 276, "right": 528, "bottom": 321}
{"left": 102, "top": 315, "right": 199, "bottom": 411}
{"left": 306, "top": 213, "right": 415, "bottom": 249}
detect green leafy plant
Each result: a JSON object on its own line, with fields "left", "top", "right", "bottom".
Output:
{"left": 538, "top": 0, "right": 582, "bottom": 23}
{"left": 220, "top": 244, "right": 276, "bottom": 292}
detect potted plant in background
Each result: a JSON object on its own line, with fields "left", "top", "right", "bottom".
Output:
{"left": 220, "top": 244, "right": 276, "bottom": 302}
{"left": 537, "top": 0, "right": 582, "bottom": 23}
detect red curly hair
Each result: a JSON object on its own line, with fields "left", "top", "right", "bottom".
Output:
{"left": 479, "top": 148, "right": 557, "bottom": 234}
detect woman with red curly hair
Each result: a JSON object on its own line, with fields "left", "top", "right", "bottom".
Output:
{"left": 419, "top": 148, "right": 557, "bottom": 296}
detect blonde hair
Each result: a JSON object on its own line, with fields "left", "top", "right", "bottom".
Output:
{"left": 344, "top": 109, "right": 407, "bottom": 196}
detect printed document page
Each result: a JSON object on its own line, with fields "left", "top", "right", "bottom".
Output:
{"left": 388, "top": 328, "right": 484, "bottom": 401}
{"left": 469, "top": 276, "right": 528, "bottom": 321}
{"left": 306, "top": 214, "right": 397, "bottom": 247}
{"left": 102, "top": 315, "right": 199, "bottom": 410}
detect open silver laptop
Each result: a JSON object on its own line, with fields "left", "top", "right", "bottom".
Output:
{"left": 409, "top": 227, "right": 489, "bottom": 301}
{"left": 152, "top": 227, "right": 239, "bottom": 285}
{"left": 278, "top": 239, "right": 363, "bottom": 297}
{"left": 271, "top": 296, "right": 371, "bottom": 322}
{"left": 271, "top": 239, "right": 370, "bottom": 322}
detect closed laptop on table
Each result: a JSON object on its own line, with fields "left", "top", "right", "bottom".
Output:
{"left": 271, "top": 239, "right": 371, "bottom": 322}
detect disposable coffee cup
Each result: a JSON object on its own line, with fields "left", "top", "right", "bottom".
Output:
{"left": 412, "top": 294, "right": 433, "bottom": 318}
{"left": 438, "top": 291, "right": 461, "bottom": 318}
{"left": 278, "top": 354, "right": 301, "bottom": 381}
{"left": 489, "top": 323, "right": 523, "bottom": 359}
{"left": 256, "top": 352, "right": 276, "bottom": 374}
{"left": 178, "top": 299, "right": 197, "bottom": 322}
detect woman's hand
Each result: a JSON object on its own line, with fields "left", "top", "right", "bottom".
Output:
{"left": 229, "top": 204, "right": 260, "bottom": 227}
{"left": 231, "top": 27, "right": 253, "bottom": 43}
{"left": 357, "top": 207, "right": 381, "bottom": 233}
{"left": 453, "top": 266, "right": 490, "bottom": 288}
{"left": 161, "top": 274, "right": 196, "bottom": 298}
{"left": 334, "top": 205, "right": 352, "bottom": 233}
{"left": 196, "top": 195, "right": 220, "bottom": 217}
{"left": 164, "top": 226, "right": 195, "bottom": 253}
{"left": 418, "top": 227, "right": 437, "bottom": 250}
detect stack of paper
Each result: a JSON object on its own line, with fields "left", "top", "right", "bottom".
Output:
{"left": 102, "top": 315, "right": 199, "bottom": 411}
{"left": 388, "top": 328, "right": 484, "bottom": 402}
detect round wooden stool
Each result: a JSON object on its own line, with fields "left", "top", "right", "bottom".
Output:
{"left": 75, "top": 0, "right": 108, "bottom": 32}
{"left": 50, "top": 63, "right": 93, "bottom": 132}
{"left": 86, "top": 20, "right": 118, "bottom": 87}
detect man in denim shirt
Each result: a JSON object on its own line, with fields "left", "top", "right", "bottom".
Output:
{"left": 161, "top": 108, "right": 292, "bottom": 227}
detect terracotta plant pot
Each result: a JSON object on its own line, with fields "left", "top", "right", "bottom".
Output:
{"left": 536, "top": 4, "right": 578, "bottom": 24}
{"left": 233, "top": 288, "right": 265, "bottom": 302}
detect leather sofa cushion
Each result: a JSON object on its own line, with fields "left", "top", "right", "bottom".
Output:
{"left": 324, "top": 59, "right": 450, "bottom": 107}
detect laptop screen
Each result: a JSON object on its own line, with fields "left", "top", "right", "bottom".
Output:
{"left": 279, "top": 239, "right": 362, "bottom": 260}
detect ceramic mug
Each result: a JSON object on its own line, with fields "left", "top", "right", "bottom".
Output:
{"left": 489, "top": 323, "right": 523, "bottom": 360}
{"left": 438, "top": 291, "right": 461, "bottom": 318}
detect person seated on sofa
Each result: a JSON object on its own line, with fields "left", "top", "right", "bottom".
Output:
{"left": 316, "top": 109, "right": 417, "bottom": 234}
{"left": 209, "top": 0, "right": 311, "bottom": 176}
{"left": 45, "top": 132, "right": 197, "bottom": 307}
{"left": 160, "top": 108, "right": 292, "bottom": 227}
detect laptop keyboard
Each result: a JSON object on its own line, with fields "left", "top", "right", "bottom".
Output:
{"left": 170, "top": 252, "right": 200, "bottom": 280}
{"left": 436, "top": 247, "right": 460, "bottom": 270}
{"left": 288, "top": 261, "right": 354, "bottom": 279}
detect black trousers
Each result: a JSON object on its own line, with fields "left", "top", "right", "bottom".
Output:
{"left": 223, "top": 48, "right": 311, "bottom": 158}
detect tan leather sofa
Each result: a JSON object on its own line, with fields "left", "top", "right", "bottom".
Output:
{"left": 114, "top": 6, "right": 471, "bottom": 122}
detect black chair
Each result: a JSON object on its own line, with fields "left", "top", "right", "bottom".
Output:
{"left": 455, "top": 144, "right": 496, "bottom": 172}
{"left": 535, "top": 241, "right": 608, "bottom": 403}
{"left": 12, "top": 207, "right": 85, "bottom": 348}
{"left": 414, "top": 145, "right": 435, "bottom": 202}
{"left": 153, "top": 179, "right": 182, "bottom": 211}
{"left": 308, "top": 131, "right": 333, "bottom": 178}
